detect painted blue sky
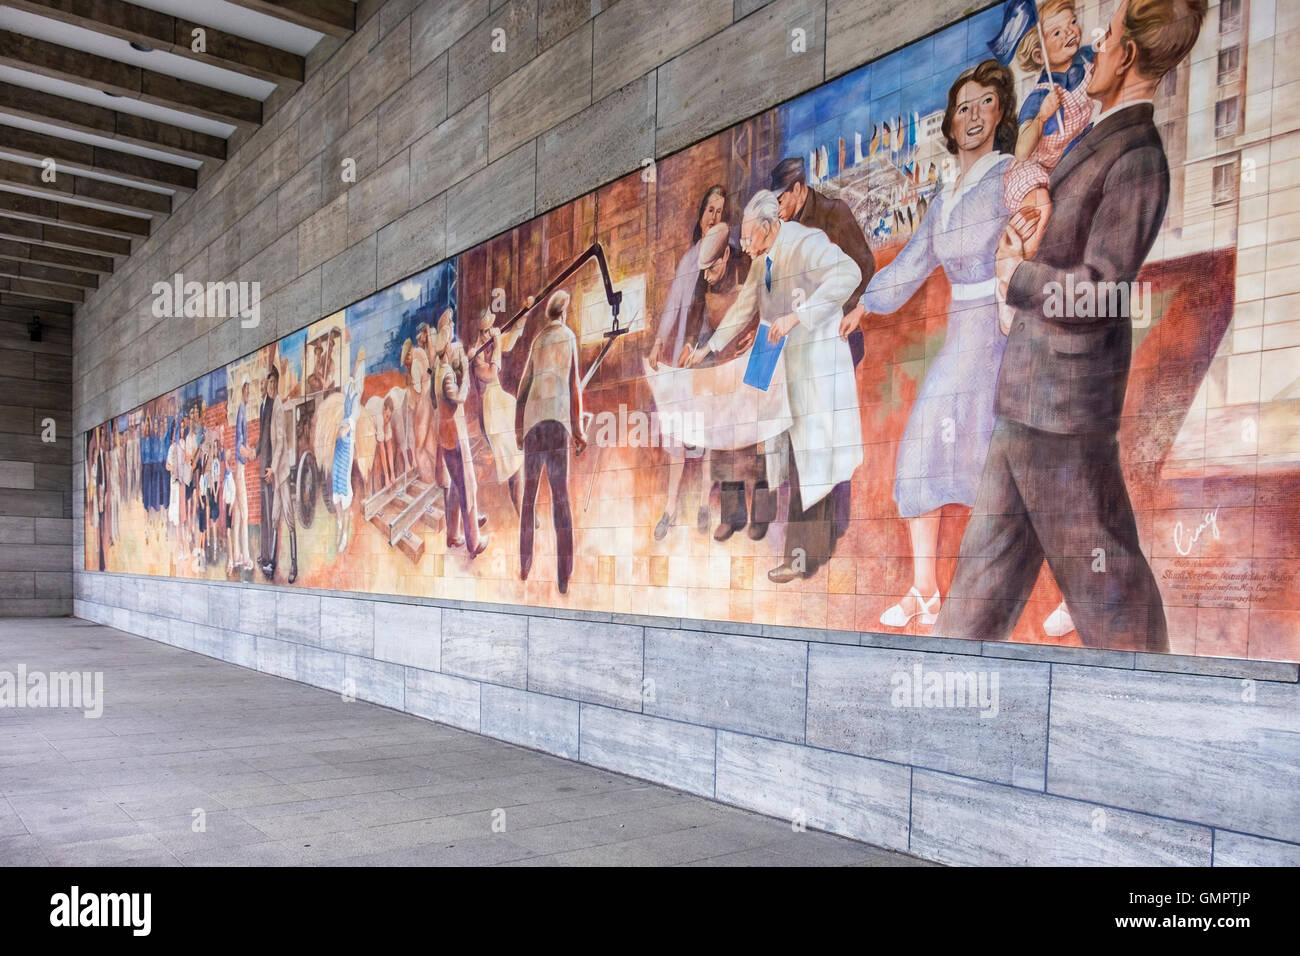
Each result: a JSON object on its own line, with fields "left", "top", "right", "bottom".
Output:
{"left": 778, "top": 2, "right": 1011, "bottom": 177}
{"left": 344, "top": 261, "right": 456, "bottom": 374}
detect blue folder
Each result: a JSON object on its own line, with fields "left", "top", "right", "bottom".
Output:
{"left": 743, "top": 321, "right": 786, "bottom": 392}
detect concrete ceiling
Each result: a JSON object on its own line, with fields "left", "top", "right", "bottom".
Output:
{"left": 0, "top": 0, "right": 357, "bottom": 313}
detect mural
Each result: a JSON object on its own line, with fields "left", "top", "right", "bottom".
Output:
{"left": 84, "top": 0, "right": 1300, "bottom": 663}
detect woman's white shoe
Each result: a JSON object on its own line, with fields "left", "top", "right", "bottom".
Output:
{"left": 879, "top": 587, "right": 941, "bottom": 628}
{"left": 1043, "top": 601, "right": 1076, "bottom": 637}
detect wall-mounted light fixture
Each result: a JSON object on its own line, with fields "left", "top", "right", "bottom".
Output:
{"left": 28, "top": 314, "right": 42, "bottom": 342}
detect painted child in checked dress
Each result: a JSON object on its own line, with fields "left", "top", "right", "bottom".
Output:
{"left": 1002, "top": 0, "right": 1096, "bottom": 272}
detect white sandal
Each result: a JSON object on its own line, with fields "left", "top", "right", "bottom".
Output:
{"left": 1043, "top": 601, "right": 1076, "bottom": 638}
{"left": 879, "top": 587, "right": 941, "bottom": 628}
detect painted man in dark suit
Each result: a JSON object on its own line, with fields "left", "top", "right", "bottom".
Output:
{"left": 256, "top": 364, "right": 279, "bottom": 579}
{"left": 935, "top": 0, "right": 1206, "bottom": 652}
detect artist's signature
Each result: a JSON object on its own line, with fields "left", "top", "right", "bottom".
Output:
{"left": 1174, "top": 506, "right": 1220, "bottom": 556}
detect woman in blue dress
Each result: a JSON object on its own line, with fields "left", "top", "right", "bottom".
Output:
{"left": 841, "top": 60, "right": 1018, "bottom": 629}
{"left": 332, "top": 347, "right": 366, "bottom": 553}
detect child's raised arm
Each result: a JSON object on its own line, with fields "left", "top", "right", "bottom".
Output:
{"left": 1015, "top": 85, "right": 1062, "bottom": 162}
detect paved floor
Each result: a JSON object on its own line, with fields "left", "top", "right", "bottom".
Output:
{"left": 0, "top": 618, "right": 929, "bottom": 866}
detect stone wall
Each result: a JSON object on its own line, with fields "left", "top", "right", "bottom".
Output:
{"left": 66, "top": 0, "right": 1300, "bottom": 864}
{"left": 74, "top": 574, "right": 1300, "bottom": 865}
{"left": 1, "top": 296, "right": 71, "bottom": 616}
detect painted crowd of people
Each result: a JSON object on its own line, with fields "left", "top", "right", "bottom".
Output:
{"left": 86, "top": 0, "right": 1206, "bottom": 654}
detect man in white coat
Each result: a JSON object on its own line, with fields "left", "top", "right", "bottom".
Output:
{"left": 688, "top": 189, "right": 862, "bottom": 583}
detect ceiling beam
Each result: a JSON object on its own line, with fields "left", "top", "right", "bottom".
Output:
{"left": 0, "top": 291, "right": 75, "bottom": 312}
{"left": 223, "top": 0, "right": 355, "bottom": 40}
{"left": 0, "top": 122, "right": 197, "bottom": 192}
{"left": 4, "top": 0, "right": 305, "bottom": 87}
{"left": 0, "top": 189, "right": 151, "bottom": 238}
{"left": 0, "top": 237, "right": 115, "bottom": 275}
{"left": 0, "top": 275, "right": 85, "bottom": 304}
{"left": 0, "top": 81, "right": 226, "bottom": 163}
{"left": 0, "top": 256, "right": 99, "bottom": 289}
{"left": 0, "top": 213, "right": 131, "bottom": 256}
{"left": 0, "top": 29, "right": 263, "bottom": 130}
{"left": 0, "top": 156, "right": 169, "bottom": 215}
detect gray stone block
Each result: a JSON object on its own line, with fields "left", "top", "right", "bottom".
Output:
{"left": 236, "top": 192, "right": 280, "bottom": 262}
{"left": 859, "top": 630, "right": 984, "bottom": 655}
{"left": 412, "top": 0, "right": 487, "bottom": 74}
{"left": 527, "top": 616, "right": 643, "bottom": 710}
{"left": 175, "top": 581, "right": 209, "bottom": 625}
{"left": 322, "top": 111, "right": 378, "bottom": 207}
{"left": 347, "top": 152, "right": 411, "bottom": 246}
{"left": 223, "top": 629, "right": 257, "bottom": 669}
{"left": 297, "top": 195, "right": 349, "bottom": 274}
{"left": 1213, "top": 830, "right": 1300, "bottom": 866}
{"left": 592, "top": 0, "right": 732, "bottom": 102}
{"left": 538, "top": 0, "right": 595, "bottom": 50}
{"left": 714, "top": 730, "right": 911, "bottom": 850}
{"left": 910, "top": 770, "right": 1214, "bottom": 867}
{"left": 405, "top": 667, "right": 480, "bottom": 732}
{"left": 276, "top": 155, "right": 323, "bottom": 234}
{"left": 734, "top": 0, "right": 774, "bottom": 18}
{"left": 643, "top": 627, "right": 807, "bottom": 743}
{"left": 578, "top": 703, "right": 715, "bottom": 795}
{"left": 409, "top": 97, "right": 490, "bottom": 207}
{"left": 318, "top": 596, "right": 375, "bottom": 656}
{"left": 345, "top": 656, "right": 406, "bottom": 709}
{"left": 238, "top": 587, "right": 276, "bottom": 636}
{"left": 1047, "top": 665, "right": 1300, "bottom": 845}
{"left": 535, "top": 73, "right": 655, "bottom": 214}
{"left": 297, "top": 76, "right": 351, "bottom": 167}
{"left": 208, "top": 584, "right": 241, "bottom": 630}
{"left": 654, "top": 0, "right": 824, "bottom": 155}
{"left": 348, "top": 17, "right": 411, "bottom": 122}
{"left": 295, "top": 645, "right": 347, "bottom": 693}
{"left": 825, "top": 0, "right": 971, "bottom": 81}
{"left": 373, "top": 601, "right": 441, "bottom": 671}
{"left": 255, "top": 635, "right": 298, "bottom": 680}
{"left": 275, "top": 591, "right": 321, "bottom": 646}
{"left": 441, "top": 607, "right": 527, "bottom": 687}
{"left": 480, "top": 684, "right": 580, "bottom": 758}
{"left": 377, "top": 194, "right": 447, "bottom": 289}
{"left": 378, "top": 56, "right": 449, "bottom": 164}
{"left": 191, "top": 623, "right": 225, "bottom": 658}
{"left": 444, "top": 142, "right": 535, "bottom": 256}
{"left": 762, "top": 622, "right": 858, "bottom": 646}
{"left": 446, "top": 0, "right": 538, "bottom": 115}
{"left": 238, "top": 229, "right": 298, "bottom": 301}
{"left": 1134, "top": 652, "right": 1299, "bottom": 683}
{"left": 806, "top": 644, "right": 1050, "bottom": 789}
{"left": 487, "top": 21, "right": 592, "bottom": 161}
{"left": 313, "top": 14, "right": 380, "bottom": 101}
{"left": 262, "top": 268, "right": 321, "bottom": 344}
{"left": 980, "top": 641, "right": 1135, "bottom": 670}
{"left": 320, "top": 235, "right": 378, "bottom": 316}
